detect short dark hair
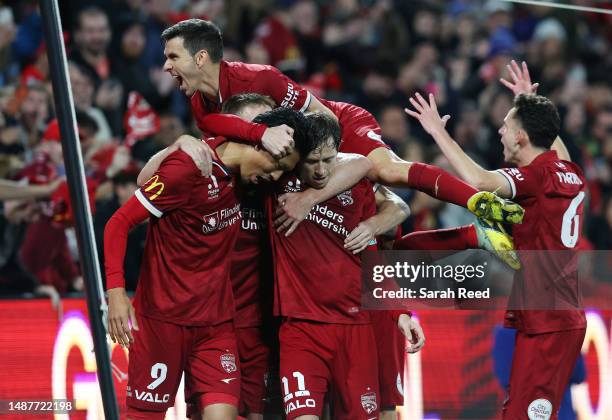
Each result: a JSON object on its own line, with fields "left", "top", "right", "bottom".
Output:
{"left": 161, "top": 19, "right": 223, "bottom": 62}
{"left": 306, "top": 113, "right": 341, "bottom": 153}
{"left": 513, "top": 93, "right": 560, "bottom": 149}
{"left": 222, "top": 93, "right": 276, "bottom": 116}
{"left": 252, "top": 108, "right": 310, "bottom": 156}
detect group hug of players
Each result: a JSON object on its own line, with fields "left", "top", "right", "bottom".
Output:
{"left": 104, "top": 19, "right": 587, "bottom": 420}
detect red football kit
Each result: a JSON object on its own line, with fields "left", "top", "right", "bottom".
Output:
{"left": 190, "top": 60, "right": 389, "bottom": 158}
{"left": 230, "top": 185, "right": 279, "bottom": 415}
{"left": 269, "top": 173, "right": 380, "bottom": 419}
{"left": 104, "top": 143, "right": 242, "bottom": 417}
{"left": 496, "top": 150, "right": 587, "bottom": 420}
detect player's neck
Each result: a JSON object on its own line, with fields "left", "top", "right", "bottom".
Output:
{"left": 197, "top": 62, "right": 221, "bottom": 99}
{"left": 517, "top": 146, "right": 547, "bottom": 167}
{"left": 214, "top": 142, "right": 244, "bottom": 171}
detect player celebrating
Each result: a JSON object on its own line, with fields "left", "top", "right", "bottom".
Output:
{"left": 405, "top": 61, "right": 586, "bottom": 420}
{"left": 104, "top": 108, "right": 316, "bottom": 420}
{"left": 270, "top": 112, "right": 422, "bottom": 420}
{"left": 159, "top": 18, "right": 524, "bottom": 230}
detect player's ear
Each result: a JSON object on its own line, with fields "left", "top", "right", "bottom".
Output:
{"left": 195, "top": 49, "right": 208, "bottom": 68}
{"left": 516, "top": 128, "right": 529, "bottom": 147}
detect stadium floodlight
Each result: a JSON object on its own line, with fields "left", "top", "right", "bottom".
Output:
{"left": 39, "top": 0, "right": 120, "bottom": 418}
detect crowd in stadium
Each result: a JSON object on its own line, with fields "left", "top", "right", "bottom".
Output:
{"left": 0, "top": 0, "right": 609, "bottom": 299}
{"left": 0, "top": 0, "right": 609, "bottom": 419}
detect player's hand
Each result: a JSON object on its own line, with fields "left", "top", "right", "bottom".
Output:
{"left": 345, "top": 220, "right": 377, "bottom": 254}
{"left": 404, "top": 93, "right": 451, "bottom": 136}
{"left": 274, "top": 191, "right": 315, "bottom": 236}
{"left": 398, "top": 314, "right": 425, "bottom": 353}
{"left": 500, "top": 60, "right": 539, "bottom": 96}
{"left": 176, "top": 135, "right": 213, "bottom": 176}
{"left": 261, "top": 124, "right": 294, "bottom": 158}
{"left": 107, "top": 287, "right": 139, "bottom": 348}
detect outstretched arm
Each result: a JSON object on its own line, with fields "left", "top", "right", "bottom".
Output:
{"left": 405, "top": 93, "right": 512, "bottom": 197}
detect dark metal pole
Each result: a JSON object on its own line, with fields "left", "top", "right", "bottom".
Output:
{"left": 39, "top": 1, "right": 120, "bottom": 418}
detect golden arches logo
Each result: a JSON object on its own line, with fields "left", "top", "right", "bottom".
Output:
{"left": 144, "top": 175, "right": 165, "bottom": 201}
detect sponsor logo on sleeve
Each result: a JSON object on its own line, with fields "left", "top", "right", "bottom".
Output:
{"left": 507, "top": 168, "right": 524, "bottom": 181}
{"left": 144, "top": 175, "right": 165, "bottom": 200}
{"left": 281, "top": 83, "right": 299, "bottom": 109}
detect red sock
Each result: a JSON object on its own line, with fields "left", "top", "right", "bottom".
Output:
{"left": 407, "top": 162, "right": 478, "bottom": 208}
{"left": 393, "top": 225, "right": 478, "bottom": 251}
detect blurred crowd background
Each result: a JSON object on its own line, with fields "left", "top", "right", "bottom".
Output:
{"left": 0, "top": 0, "right": 609, "bottom": 299}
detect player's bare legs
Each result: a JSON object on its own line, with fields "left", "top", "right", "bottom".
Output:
{"left": 294, "top": 416, "right": 319, "bottom": 420}
{"left": 201, "top": 403, "right": 238, "bottom": 420}
{"left": 247, "top": 414, "right": 263, "bottom": 420}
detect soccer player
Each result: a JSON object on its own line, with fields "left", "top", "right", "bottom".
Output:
{"left": 159, "top": 18, "right": 523, "bottom": 229}
{"left": 270, "top": 112, "right": 416, "bottom": 419}
{"left": 134, "top": 96, "right": 376, "bottom": 419}
{"left": 103, "top": 108, "right": 316, "bottom": 420}
{"left": 405, "top": 61, "right": 586, "bottom": 420}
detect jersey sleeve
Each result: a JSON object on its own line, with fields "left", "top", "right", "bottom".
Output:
{"left": 135, "top": 151, "right": 196, "bottom": 217}
{"left": 252, "top": 66, "right": 312, "bottom": 112}
{"left": 496, "top": 166, "right": 541, "bottom": 200}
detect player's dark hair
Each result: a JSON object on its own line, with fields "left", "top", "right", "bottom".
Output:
{"left": 222, "top": 93, "right": 276, "bottom": 116}
{"left": 306, "top": 113, "right": 341, "bottom": 152}
{"left": 161, "top": 19, "right": 223, "bottom": 62}
{"left": 252, "top": 108, "right": 310, "bottom": 156}
{"left": 513, "top": 93, "right": 560, "bottom": 149}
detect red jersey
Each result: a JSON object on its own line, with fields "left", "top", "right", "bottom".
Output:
{"left": 269, "top": 175, "right": 376, "bottom": 324}
{"left": 319, "top": 99, "right": 389, "bottom": 156}
{"left": 134, "top": 148, "right": 241, "bottom": 326}
{"left": 231, "top": 186, "right": 274, "bottom": 328}
{"left": 497, "top": 151, "right": 587, "bottom": 333}
{"left": 190, "top": 60, "right": 311, "bottom": 134}
{"left": 189, "top": 62, "right": 389, "bottom": 157}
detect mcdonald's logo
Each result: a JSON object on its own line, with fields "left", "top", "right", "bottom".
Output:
{"left": 144, "top": 175, "right": 165, "bottom": 200}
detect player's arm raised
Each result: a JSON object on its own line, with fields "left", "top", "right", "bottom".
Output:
{"left": 405, "top": 93, "right": 512, "bottom": 198}
{"left": 275, "top": 153, "right": 373, "bottom": 236}
{"left": 344, "top": 186, "right": 410, "bottom": 254}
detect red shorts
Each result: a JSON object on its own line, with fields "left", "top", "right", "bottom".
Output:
{"left": 336, "top": 103, "right": 389, "bottom": 157}
{"left": 126, "top": 315, "right": 240, "bottom": 418}
{"left": 370, "top": 311, "right": 405, "bottom": 409}
{"left": 279, "top": 319, "right": 379, "bottom": 420}
{"left": 502, "top": 327, "right": 586, "bottom": 420}
{"left": 235, "top": 326, "right": 278, "bottom": 415}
